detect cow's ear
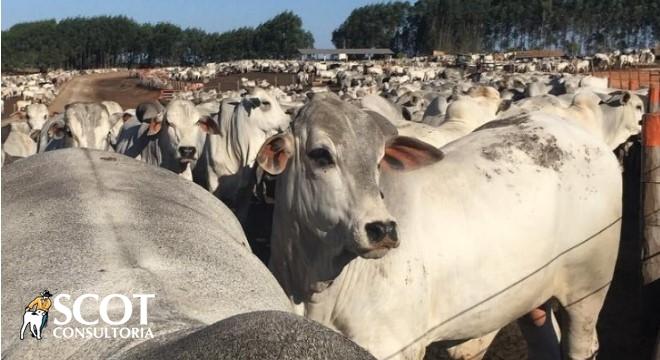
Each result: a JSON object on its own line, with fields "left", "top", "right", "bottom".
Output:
{"left": 48, "top": 120, "right": 66, "bottom": 140}
{"left": 146, "top": 119, "right": 163, "bottom": 136}
{"left": 496, "top": 99, "right": 513, "bottom": 114}
{"left": 622, "top": 91, "right": 632, "bottom": 104}
{"left": 29, "top": 130, "right": 40, "bottom": 142}
{"left": 601, "top": 91, "right": 632, "bottom": 106}
{"left": 197, "top": 115, "right": 220, "bottom": 135}
{"left": 380, "top": 136, "right": 443, "bottom": 172}
{"left": 257, "top": 133, "right": 294, "bottom": 175}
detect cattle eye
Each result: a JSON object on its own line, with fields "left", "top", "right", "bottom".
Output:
{"left": 307, "top": 148, "right": 334, "bottom": 167}
{"left": 262, "top": 101, "right": 271, "bottom": 106}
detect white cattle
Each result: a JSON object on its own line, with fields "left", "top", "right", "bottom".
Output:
{"left": 37, "top": 113, "right": 65, "bottom": 153}
{"left": 580, "top": 76, "right": 609, "bottom": 90}
{"left": 498, "top": 94, "right": 570, "bottom": 119}
{"left": 593, "top": 53, "right": 610, "bottom": 70}
{"left": 141, "top": 99, "right": 214, "bottom": 180}
{"left": 525, "top": 79, "right": 554, "bottom": 97}
{"left": 595, "top": 91, "right": 644, "bottom": 148}
{"left": 396, "top": 91, "right": 427, "bottom": 122}
{"left": 421, "top": 96, "right": 448, "bottom": 126}
{"left": 1, "top": 123, "right": 37, "bottom": 159}
{"left": 101, "top": 101, "right": 124, "bottom": 145}
{"left": 556, "top": 61, "right": 573, "bottom": 73}
{"left": 198, "top": 88, "right": 290, "bottom": 212}
{"left": 500, "top": 90, "right": 643, "bottom": 149}
{"left": 640, "top": 49, "right": 655, "bottom": 64}
{"left": 2, "top": 149, "right": 291, "bottom": 358}
{"left": 258, "top": 94, "right": 621, "bottom": 360}
{"left": 362, "top": 87, "right": 501, "bottom": 149}
{"left": 15, "top": 100, "right": 31, "bottom": 112}
{"left": 361, "top": 95, "right": 450, "bottom": 148}
{"left": 617, "top": 54, "right": 634, "bottom": 68}
{"left": 575, "top": 59, "right": 590, "bottom": 73}
{"left": 45, "top": 102, "right": 119, "bottom": 151}
{"left": 404, "top": 86, "right": 502, "bottom": 147}
{"left": 24, "top": 103, "right": 49, "bottom": 135}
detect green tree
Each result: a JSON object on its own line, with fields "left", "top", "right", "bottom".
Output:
{"left": 331, "top": 2, "right": 411, "bottom": 53}
{"left": 1, "top": 11, "right": 316, "bottom": 71}
{"left": 254, "top": 11, "right": 314, "bottom": 59}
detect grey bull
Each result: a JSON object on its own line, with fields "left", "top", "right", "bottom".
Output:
{"left": 123, "top": 310, "right": 376, "bottom": 360}
{"left": 258, "top": 94, "right": 621, "bottom": 359}
{"left": 1, "top": 149, "right": 290, "bottom": 359}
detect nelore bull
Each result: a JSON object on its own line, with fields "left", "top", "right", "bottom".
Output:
{"left": 257, "top": 93, "right": 621, "bottom": 360}
{"left": 1, "top": 149, "right": 292, "bottom": 358}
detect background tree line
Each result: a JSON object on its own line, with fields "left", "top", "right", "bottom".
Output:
{"left": 1, "top": 11, "right": 314, "bottom": 71}
{"left": 332, "top": 0, "right": 660, "bottom": 56}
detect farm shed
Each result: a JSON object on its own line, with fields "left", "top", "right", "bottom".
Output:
{"left": 298, "top": 48, "right": 394, "bottom": 61}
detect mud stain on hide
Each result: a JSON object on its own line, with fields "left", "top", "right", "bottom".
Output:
{"left": 481, "top": 131, "right": 571, "bottom": 172}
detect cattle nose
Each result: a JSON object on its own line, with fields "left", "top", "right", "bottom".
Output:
{"left": 365, "top": 221, "right": 398, "bottom": 244}
{"left": 179, "top": 146, "right": 196, "bottom": 159}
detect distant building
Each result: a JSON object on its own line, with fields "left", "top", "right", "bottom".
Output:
{"left": 298, "top": 48, "right": 394, "bottom": 61}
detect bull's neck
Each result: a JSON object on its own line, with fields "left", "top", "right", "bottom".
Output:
{"left": 269, "top": 166, "right": 356, "bottom": 304}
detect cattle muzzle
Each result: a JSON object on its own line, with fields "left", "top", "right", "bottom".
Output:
{"left": 365, "top": 221, "right": 399, "bottom": 249}
{"left": 178, "top": 147, "right": 196, "bottom": 162}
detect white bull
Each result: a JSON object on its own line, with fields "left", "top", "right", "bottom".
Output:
{"left": 258, "top": 94, "right": 621, "bottom": 360}
{"left": 141, "top": 99, "right": 214, "bottom": 180}
{"left": 500, "top": 90, "right": 644, "bottom": 150}
{"left": 2, "top": 123, "right": 37, "bottom": 159}
{"left": 25, "top": 103, "right": 49, "bottom": 135}
{"left": 197, "top": 88, "right": 290, "bottom": 216}
{"left": 363, "top": 86, "right": 502, "bottom": 148}
{"left": 45, "top": 102, "right": 120, "bottom": 151}
{"left": 1, "top": 149, "right": 291, "bottom": 358}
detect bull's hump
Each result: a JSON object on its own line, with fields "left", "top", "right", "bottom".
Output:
{"left": 1, "top": 149, "right": 248, "bottom": 288}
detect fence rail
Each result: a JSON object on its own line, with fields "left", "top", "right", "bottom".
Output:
{"left": 590, "top": 69, "right": 660, "bottom": 90}
{"left": 159, "top": 89, "right": 178, "bottom": 101}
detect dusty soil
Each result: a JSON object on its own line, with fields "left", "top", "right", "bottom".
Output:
{"left": 48, "top": 71, "right": 160, "bottom": 113}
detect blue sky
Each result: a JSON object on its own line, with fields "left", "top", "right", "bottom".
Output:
{"left": 1, "top": 0, "right": 392, "bottom": 48}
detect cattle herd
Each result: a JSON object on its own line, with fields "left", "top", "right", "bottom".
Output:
{"left": 1, "top": 51, "right": 656, "bottom": 360}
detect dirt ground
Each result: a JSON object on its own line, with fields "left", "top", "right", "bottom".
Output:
{"left": 47, "top": 71, "right": 160, "bottom": 113}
